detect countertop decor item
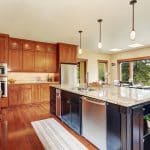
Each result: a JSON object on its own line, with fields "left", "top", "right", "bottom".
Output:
{"left": 8, "top": 79, "right": 16, "bottom": 84}
{"left": 144, "top": 114, "right": 150, "bottom": 128}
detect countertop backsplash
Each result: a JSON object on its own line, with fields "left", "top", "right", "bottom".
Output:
{"left": 8, "top": 72, "right": 57, "bottom": 83}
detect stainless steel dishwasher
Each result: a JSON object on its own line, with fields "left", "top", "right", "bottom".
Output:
{"left": 82, "top": 96, "right": 107, "bottom": 150}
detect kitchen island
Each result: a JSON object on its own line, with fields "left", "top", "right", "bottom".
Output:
{"left": 50, "top": 85, "right": 150, "bottom": 150}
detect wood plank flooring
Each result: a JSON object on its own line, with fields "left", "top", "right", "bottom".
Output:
{"left": 0, "top": 102, "right": 97, "bottom": 150}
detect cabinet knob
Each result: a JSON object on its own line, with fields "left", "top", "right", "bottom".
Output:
{"left": 142, "top": 108, "right": 146, "bottom": 111}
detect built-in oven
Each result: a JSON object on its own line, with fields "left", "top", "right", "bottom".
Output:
{"left": 0, "top": 77, "right": 8, "bottom": 98}
{"left": 0, "top": 63, "right": 7, "bottom": 76}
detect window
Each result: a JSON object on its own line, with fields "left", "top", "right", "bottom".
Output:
{"left": 133, "top": 60, "right": 150, "bottom": 85}
{"left": 98, "top": 60, "right": 108, "bottom": 83}
{"left": 120, "top": 62, "right": 130, "bottom": 82}
{"left": 119, "top": 58, "right": 150, "bottom": 86}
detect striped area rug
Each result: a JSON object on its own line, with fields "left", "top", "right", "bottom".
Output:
{"left": 31, "top": 118, "right": 88, "bottom": 150}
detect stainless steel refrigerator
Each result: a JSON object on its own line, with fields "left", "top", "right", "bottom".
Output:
{"left": 60, "top": 64, "right": 78, "bottom": 87}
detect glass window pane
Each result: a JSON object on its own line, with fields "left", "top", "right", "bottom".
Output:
{"left": 133, "top": 60, "right": 150, "bottom": 86}
{"left": 120, "top": 62, "right": 130, "bottom": 82}
{"left": 98, "top": 63, "right": 105, "bottom": 81}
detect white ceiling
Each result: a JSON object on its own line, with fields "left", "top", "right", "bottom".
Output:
{"left": 0, "top": 0, "right": 150, "bottom": 53}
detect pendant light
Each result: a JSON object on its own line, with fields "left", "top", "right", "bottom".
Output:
{"left": 130, "top": 0, "right": 137, "bottom": 40}
{"left": 97, "top": 19, "right": 103, "bottom": 48}
{"left": 78, "top": 30, "right": 83, "bottom": 54}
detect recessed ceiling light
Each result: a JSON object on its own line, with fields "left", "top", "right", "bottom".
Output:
{"left": 129, "top": 43, "right": 144, "bottom": 48}
{"left": 109, "top": 48, "right": 122, "bottom": 52}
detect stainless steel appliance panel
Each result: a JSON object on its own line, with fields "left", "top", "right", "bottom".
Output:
{"left": 56, "top": 89, "right": 61, "bottom": 118}
{"left": 82, "top": 97, "right": 107, "bottom": 150}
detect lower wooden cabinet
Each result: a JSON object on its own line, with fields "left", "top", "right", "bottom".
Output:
{"left": 8, "top": 83, "right": 50, "bottom": 106}
{"left": 40, "top": 84, "right": 50, "bottom": 102}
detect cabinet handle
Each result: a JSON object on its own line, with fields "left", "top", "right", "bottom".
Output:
{"left": 142, "top": 108, "right": 146, "bottom": 111}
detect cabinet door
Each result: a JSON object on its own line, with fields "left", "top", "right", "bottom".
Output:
{"left": 0, "top": 34, "right": 8, "bottom": 63}
{"left": 40, "top": 84, "right": 50, "bottom": 102}
{"left": 35, "top": 42, "right": 46, "bottom": 52}
{"left": 22, "top": 40, "right": 34, "bottom": 51}
{"left": 58, "top": 43, "right": 77, "bottom": 64}
{"left": 8, "top": 38, "right": 22, "bottom": 71}
{"left": 20, "top": 85, "right": 32, "bottom": 104}
{"left": 46, "top": 52, "right": 57, "bottom": 73}
{"left": 61, "top": 91, "right": 71, "bottom": 125}
{"left": 50, "top": 87, "right": 56, "bottom": 115}
{"left": 71, "top": 94, "right": 82, "bottom": 134}
{"left": 31, "top": 84, "right": 40, "bottom": 103}
{"left": 35, "top": 51, "right": 46, "bottom": 72}
{"left": 22, "top": 51, "right": 35, "bottom": 72}
{"left": 8, "top": 85, "right": 20, "bottom": 106}
{"left": 132, "top": 106, "right": 144, "bottom": 150}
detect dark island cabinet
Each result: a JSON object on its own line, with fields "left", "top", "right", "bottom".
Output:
{"left": 50, "top": 87, "right": 56, "bottom": 115}
{"left": 132, "top": 103, "right": 150, "bottom": 150}
{"left": 61, "top": 90, "right": 82, "bottom": 135}
{"left": 107, "top": 103, "right": 121, "bottom": 150}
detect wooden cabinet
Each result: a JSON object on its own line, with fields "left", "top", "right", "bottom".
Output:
{"left": 58, "top": 43, "right": 77, "bottom": 64}
{"left": 9, "top": 85, "right": 20, "bottom": 106}
{"left": 8, "top": 38, "right": 22, "bottom": 71}
{"left": 20, "top": 85, "right": 32, "bottom": 104}
{"left": 32, "top": 84, "right": 40, "bottom": 103}
{"left": 40, "top": 84, "right": 50, "bottom": 102}
{"left": 0, "top": 34, "right": 9, "bottom": 63}
{"left": 8, "top": 83, "right": 50, "bottom": 106}
{"left": 45, "top": 44, "right": 57, "bottom": 73}
{"left": 22, "top": 40, "right": 35, "bottom": 72}
{"left": 35, "top": 51, "right": 46, "bottom": 72}
{"left": 35, "top": 42, "right": 46, "bottom": 72}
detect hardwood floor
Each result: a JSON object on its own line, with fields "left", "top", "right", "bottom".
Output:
{"left": 0, "top": 102, "right": 97, "bottom": 150}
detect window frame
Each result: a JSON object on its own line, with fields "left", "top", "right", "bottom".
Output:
{"left": 117, "top": 56, "right": 150, "bottom": 82}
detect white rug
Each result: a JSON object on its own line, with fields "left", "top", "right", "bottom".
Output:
{"left": 31, "top": 118, "right": 88, "bottom": 150}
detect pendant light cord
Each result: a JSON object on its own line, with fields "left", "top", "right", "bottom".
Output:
{"left": 98, "top": 19, "right": 102, "bottom": 43}
{"left": 78, "top": 31, "right": 82, "bottom": 49}
{"left": 130, "top": 0, "right": 137, "bottom": 31}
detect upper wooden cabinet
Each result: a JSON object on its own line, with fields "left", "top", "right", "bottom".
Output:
{"left": 0, "top": 34, "right": 9, "bottom": 63}
{"left": 22, "top": 40, "right": 35, "bottom": 51}
{"left": 22, "top": 40, "right": 35, "bottom": 72}
{"left": 35, "top": 42, "right": 46, "bottom": 52}
{"left": 8, "top": 38, "right": 22, "bottom": 71}
{"left": 58, "top": 43, "right": 77, "bottom": 64}
{"left": 45, "top": 44, "right": 57, "bottom": 73}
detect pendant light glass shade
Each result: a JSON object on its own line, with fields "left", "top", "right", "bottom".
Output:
{"left": 78, "top": 48, "right": 82, "bottom": 54}
{"left": 130, "top": 0, "right": 137, "bottom": 40}
{"left": 78, "top": 30, "right": 83, "bottom": 54}
{"left": 97, "top": 19, "right": 103, "bottom": 49}
{"left": 98, "top": 42, "right": 102, "bottom": 49}
{"left": 130, "top": 30, "right": 136, "bottom": 40}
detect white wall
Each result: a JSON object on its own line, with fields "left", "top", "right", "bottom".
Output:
{"left": 78, "top": 50, "right": 111, "bottom": 83}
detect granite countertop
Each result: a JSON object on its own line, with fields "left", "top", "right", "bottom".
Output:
{"left": 50, "top": 84, "right": 150, "bottom": 107}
